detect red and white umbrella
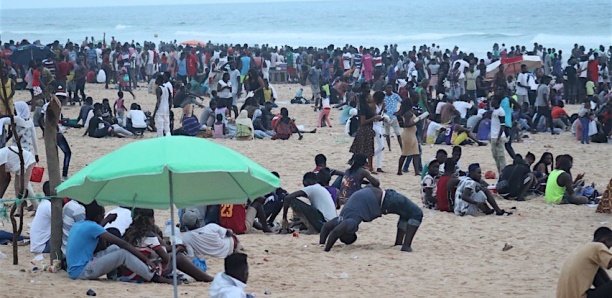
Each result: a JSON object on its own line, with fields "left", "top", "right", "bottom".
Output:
{"left": 485, "top": 55, "right": 542, "bottom": 80}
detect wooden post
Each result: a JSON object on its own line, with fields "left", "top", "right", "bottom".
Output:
{"left": 0, "top": 60, "right": 26, "bottom": 265}
{"left": 45, "top": 95, "right": 62, "bottom": 262}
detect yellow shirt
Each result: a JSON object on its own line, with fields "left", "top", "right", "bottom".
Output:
{"left": 586, "top": 81, "right": 595, "bottom": 96}
{"left": 557, "top": 242, "right": 612, "bottom": 298}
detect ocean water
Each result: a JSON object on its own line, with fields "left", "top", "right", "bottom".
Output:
{"left": 1, "top": 0, "right": 610, "bottom": 56}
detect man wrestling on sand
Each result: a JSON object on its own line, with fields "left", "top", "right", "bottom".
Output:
{"left": 319, "top": 187, "right": 423, "bottom": 252}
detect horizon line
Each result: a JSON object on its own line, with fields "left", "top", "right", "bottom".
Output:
{"left": 0, "top": 0, "right": 333, "bottom": 10}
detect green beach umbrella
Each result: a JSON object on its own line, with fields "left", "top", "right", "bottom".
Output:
{"left": 56, "top": 136, "right": 279, "bottom": 297}
{"left": 57, "top": 136, "right": 280, "bottom": 208}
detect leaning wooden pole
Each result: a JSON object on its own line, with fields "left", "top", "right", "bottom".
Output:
{"left": 45, "top": 95, "right": 62, "bottom": 263}
{"left": 0, "top": 60, "right": 26, "bottom": 265}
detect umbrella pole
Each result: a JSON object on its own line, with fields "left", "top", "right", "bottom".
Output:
{"left": 169, "top": 172, "right": 178, "bottom": 298}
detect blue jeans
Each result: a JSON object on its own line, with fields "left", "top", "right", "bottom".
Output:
{"left": 0, "top": 230, "right": 24, "bottom": 245}
{"left": 580, "top": 117, "right": 590, "bottom": 144}
{"left": 57, "top": 133, "right": 71, "bottom": 177}
{"left": 402, "top": 144, "right": 422, "bottom": 172}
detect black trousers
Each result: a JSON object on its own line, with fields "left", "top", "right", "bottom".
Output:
{"left": 534, "top": 106, "right": 554, "bottom": 132}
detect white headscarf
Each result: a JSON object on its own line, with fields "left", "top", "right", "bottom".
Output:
{"left": 14, "top": 101, "right": 33, "bottom": 128}
{"left": 235, "top": 110, "right": 254, "bottom": 139}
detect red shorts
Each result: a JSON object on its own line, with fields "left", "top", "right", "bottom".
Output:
{"left": 287, "top": 67, "right": 296, "bottom": 75}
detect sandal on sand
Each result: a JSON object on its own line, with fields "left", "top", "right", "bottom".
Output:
{"left": 496, "top": 209, "right": 513, "bottom": 216}
{"left": 277, "top": 228, "right": 294, "bottom": 235}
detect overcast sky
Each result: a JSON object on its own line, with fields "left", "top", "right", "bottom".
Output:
{"left": 0, "top": 0, "right": 326, "bottom": 9}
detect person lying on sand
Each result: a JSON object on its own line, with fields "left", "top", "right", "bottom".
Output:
{"left": 181, "top": 209, "right": 244, "bottom": 259}
{"left": 320, "top": 186, "right": 423, "bottom": 252}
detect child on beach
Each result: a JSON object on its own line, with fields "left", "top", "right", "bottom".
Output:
{"left": 119, "top": 67, "right": 136, "bottom": 99}
{"left": 318, "top": 91, "right": 332, "bottom": 128}
{"left": 291, "top": 88, "right": 308, "bottom": 104}
{"left": 114, "top": 91, "right": 127, "bottom": 126}
{"left": 213, "top": 113, "right": 226, "bottom": 139}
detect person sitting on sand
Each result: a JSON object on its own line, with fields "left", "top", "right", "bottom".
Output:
{"left": 281, "top": 172, "right": 337, "bottom": 234}
{"left": 544, "top": 154, "right": 589, "bottom": 205}
{"left": 126, "top": 103, "right": 147, "bottom": 135}
{"left": 252, "top": 109, "right": 274, "bottom": 139}
{"left": 272, "top": 107, "right": 303, "bottom": 140}
{"left": 421, "top": 159, "right": 440, "bottom": 209}
{"left": 320, "top": 186, "right": 423, "bottom": 252}
{"left": 181, "top": 209, "right": 243, "bottom": 259}
{"left": 420, "top": 149, "right": 448, "bottom": 179}
{"left": 61, "top": 196, "right": 85, "bottom": 254}
{"left": 209, "top": 253, "right": 251, "bottom": 298}
{"left": 454, "top": 163, "right": 509, "bottom": 216}
{"left": 262, "top": 171, "right": 288, "bottom": 227}
{"left": 76, "top": 96, "right": 93, "bottom": 126}
{"left": 200, "top": 99, "right": 217, "bottom": 128}
{"left": 556, "top": 227, "right": 612, "bottom": 298}
{"left": 235, "top": 110, "right": 254, "bottom": 140}
{"left": 435, "top": 160, "right": 460, "bottom": 212}
{"left": 85, "top": 103, "right": 134, "bottom": 138}
{"left": 337, "top": 154, "right": 380, "bottom": 207}
{"left": 65, "top": 201, "right": 172, "bottom": 283}
{"left": 313, "top": 153, "right": 344, "bottom": 189}
{"left": 172, "top": 106, "right": 201, "bottom": 137}
{"left": 496, "top": 154, "right": 536, "bottom": 201}
{"left": 30, "top": 197, "right": 51, "bottom": 253}
{"left": 122, "top": 208, "right": 213, "bottom": 282}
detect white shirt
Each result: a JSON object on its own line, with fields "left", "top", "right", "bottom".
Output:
{"left": 230, "top": 70, "right": 241, "bottom": 96}
{"left": 83, "top": 109, "right": 95, "bottom": 131}
{"left": 435, "top": 102, "right": 445, "bottom": 115}
{"left": 163, "top": 81, "right": 174, "bottom": 98}
{"left": 209, "top": 272, "right": 247, "bottom": 298}
{"left": 426, "top": 121, "right": 444, "bottom": 140}
{"left": 302, "top": 184, "right": 336, "bottom": 221}
{"left": 30, "top": 199, "right": 51, "bottom": 253}
{"left": 490, "top": 107, "right": 506, "bottom": 140}
{"left": 62, "top": 200, "right": 85, "bottom": 253}
{"left": 146, "top": 50, "right": 155, "bottom": 65}
{"left": 217, "top": 80, "right": 232, "bottom": 98}
{"left": 127, "top": 110, "right": 147, "bottom": 128}
{"left": 181, "top": 224, "right": 233, "bottom": 259}
{"left": 270, "top": 52, "right": 278, "bottom": 68}
{"left": 104, "top": 207, "right": 133, "bottom": 236}
{"left": 321, "top": 97, "right": 331, "bottom": 109}
{"left": 516, "top": 73, "right": 529, "bottom": 96}
{"left": 342, "top": 53, "right": 352, "bottom": 70}
{"left": 157, "top": 85, "right": 170, "bottom": 115}
{"left": 0, "top": 146, "right": 35, "bottom": 173}
{"left": 578, "top": 61, "right": 588, "bottom": 78}
{"left": 453, "top": 101, "right": 473, "bottom": 119}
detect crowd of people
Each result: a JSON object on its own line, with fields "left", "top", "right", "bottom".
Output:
{"left": 0, "top": 36, "right": 611, "bottom": 297}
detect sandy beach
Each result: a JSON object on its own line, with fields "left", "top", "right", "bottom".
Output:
{"left": 0, "top": 82, "right": 610, "bottom": 298}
